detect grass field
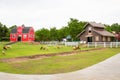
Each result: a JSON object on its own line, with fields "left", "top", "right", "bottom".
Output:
{"left": 0, "top": 42, "right": 93, "bottom": 58}
{"left": 0, "top": 42, "right": 120, "bottom": 74}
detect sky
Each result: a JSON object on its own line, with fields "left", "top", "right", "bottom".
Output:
{"left": 0, "top": 0, "right": 120, "bottom": 30}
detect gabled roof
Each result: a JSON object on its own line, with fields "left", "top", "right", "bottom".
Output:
{"left": 84, "top": 22, "right": 105, "bottom": 29}
{"left": 76, "top": 30, "right": 85, "bottom": 38}
{"left": 10, "top": 27, "right": 32, "bottom": 34}
{"left": 22, "top": 27, "right": 31, "bottom": 33}
{"left": 93, "top": 29, "right": 115, "bottom": 37}
{"left": 11, "top": 28, "right": 17, "bottom": 33}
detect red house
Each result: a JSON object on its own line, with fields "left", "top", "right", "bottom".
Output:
{"left": 10, "top": 25, "right": 35, "bottom": 42}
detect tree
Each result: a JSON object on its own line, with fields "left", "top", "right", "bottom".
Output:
{"left": 105, "top": 24, "right": 112, "bottom": 32}
{"left": 50, "top": 27, "right": 58, "bottom": 41}
{"left": 0, "top": 23, "right": 9, "bottom": 41}
{"left": 9, "top": 25, "right": 17, "bottom": 31}
{"left": 111, "top": 23, "right": 120, "bottom": 33}
{"left": 57, "top": 26, "right": 69, "bottom": 41}
{"left": 68, "top": 18, "right": 86, "bottom": 41}
{"left": 35, "top": 28, "right": 50, "bottom": 41}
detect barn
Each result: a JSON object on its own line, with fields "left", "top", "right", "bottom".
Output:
{"left": 77, "top": 22, "right": 115, "bottom": 43}
{"left": 10, "top": 25, "right": 35, "bottom": 42}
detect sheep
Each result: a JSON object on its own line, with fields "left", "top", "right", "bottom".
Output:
{"left": 3, "top": 45, "right": 12, "bottom": 50}
{"left": 57, "top": 46, "right": 61, "bottom": 49}
{"left": 40, "top": 46, "right": 48, "bottom": 50}
{"left": 6, "top": 45, "right": 12, "bottom": 48}
{"left": 73, "top": 46, "right": 81, "bottom": 50}
{"left": 56, "top": 45, "right": 62, "bottom": 49}
{"left": 3, "top": 46, "right": 7, "bottom": 50}
{"left": 2, "top": 50, "right": 6, "bottom": 55}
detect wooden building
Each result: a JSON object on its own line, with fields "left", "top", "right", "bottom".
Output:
{"left": 10, "top": 25, "right": 35, "bottom": 42}
{"left": 77, "top": 22, "right": 114, "bottom": 43}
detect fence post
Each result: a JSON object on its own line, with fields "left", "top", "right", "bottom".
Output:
{"left": 110, "top": 42, "right": 112, "bottom": 48}
{"left": 95, "top": 42, "right": 97, "bottom": 48}
{"left": 88, "top": 42, "right": 89, "bottom": 48}
{"left": 116, "top": 42, "right": 118, "bottom": 48}
{"left": 104, "top": 42, "right": 106, "bottom": 47}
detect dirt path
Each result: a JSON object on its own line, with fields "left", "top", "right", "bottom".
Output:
{"left": 0, "top": 52, "right": 120, "bottom": 80}
{"left": 0, "top": 48, "right": 104, "bottom": 63}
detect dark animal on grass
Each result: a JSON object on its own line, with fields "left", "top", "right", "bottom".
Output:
{"left": 40, "top": 46, "right": 48, "bottom": 50}
{"left": 3, "top": 45, "right": 12, "bottom": 50}
{"left": 3, "top": 46, "right": 7, "bottom": 50}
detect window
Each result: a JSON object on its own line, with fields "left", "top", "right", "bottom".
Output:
{"left": 103, "top": 36, "right": 105, "bottom": 41}
{"left": 24, "top": 34, "right": 27, "bottom": 39}
{"left": 89, "top": 31, "right": 91, "bottom": 33}
{"left": 108, "top": 37, "right": 111, "bottom": 41}
{"left": 88, "top": 27, "right": 92, "bottom": 30}
{"left": 88, "top": 27, "right": 92, "bottom": 34}
{"left": 29, "top": 34, "right": 33, "bottom": 38}
{"left": 12, "top": 34, "right": 16, "bottom": 38}
{"left": 95, "top": 36, "right": 99, "bottom": 41}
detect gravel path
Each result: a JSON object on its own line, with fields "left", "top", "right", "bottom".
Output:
{"left": 1, "top": 53, "right": 120, "bottom": 80}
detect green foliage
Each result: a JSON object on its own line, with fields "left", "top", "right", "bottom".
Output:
{"left": 35, "top": 18, "right": 86, "bottom": 41}
{"left": 68, "top": 18, "right": 87, "bottom": 40}
{"left": 111, "top": 23, "right": 120, "bottom": 33}
{"left": 9, "top": 25, "right": 17, "bottom": 31}
{"left": 35, "top": 28, "right": 50, "bottom": 41}
{"left": 50, "top": 27, "right": 58, "bottom": 41}
{"left": 0, "top": 22, "right": 17, "bottom": 41}
{"left": 0, "top": 23, "right": 9, "bottom": 41}
{"left": 57, "top": 26, "right": 68, "bottom": 41}
{"left": 105, "top": 23, "right": 120, "bottom": 33}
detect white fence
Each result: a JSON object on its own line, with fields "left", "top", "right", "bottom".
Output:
{"left": 65, "top": 42, "right": 79, "bottom": 46}
{"left": 88, "top": 42, "right": 120, "bottom": 48}
{"left": 40, "top": 41, "right": 80, "bottom": 46}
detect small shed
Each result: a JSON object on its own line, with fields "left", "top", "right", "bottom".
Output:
{"left": 77, "top": 22, "right": 115, "bottom": 43}
{"left": 10, "top": 25, "right": 35, "bottom": 42}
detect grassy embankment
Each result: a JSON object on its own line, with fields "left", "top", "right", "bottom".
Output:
{"left": 0, "top": 42, "right": 119, "bottom": 74}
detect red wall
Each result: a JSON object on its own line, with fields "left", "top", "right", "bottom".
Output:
{"left": 10, "top": 26, "right": 35, "bottom": 42}
{"left": 10, "top": 34, "right": 17, "bottom": 42}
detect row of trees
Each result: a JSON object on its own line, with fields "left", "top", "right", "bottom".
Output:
{"left": 0, "top": 23, "right": 9, "bottom": 41}
{"left": 105, "top": 23, "right": 120, "bottom": 33}
{"left": 35, "top": 18, "right": 86, "bottom": 41}
{"left": 0, "top": 23, "right": 16, "bottom": 41}
{"left": 0, "top": 18, "right": 120, "bottom": 41}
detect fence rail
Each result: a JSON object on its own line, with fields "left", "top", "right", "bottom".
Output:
{"left": 88, "top": 42, "right": 120, "bottom": 48}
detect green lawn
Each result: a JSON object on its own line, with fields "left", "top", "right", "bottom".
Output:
{"left": 0, "top": 47, "right": 120, "bottom": 74}
{"left": 0, "top": 42, "right": 93, "bottom": 58}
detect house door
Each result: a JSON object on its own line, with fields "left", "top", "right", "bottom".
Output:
{"left": 18, "top": 36, "right": 21, "bottom": 41}
{"left": 87, "top": 37, "right": 92, "bottom": 42}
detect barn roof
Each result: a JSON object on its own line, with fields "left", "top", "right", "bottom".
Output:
{"left": 76, "top": 30, "right": 85, "bottom": 38}
{"left": 11, "top": 28, "right": 17, "bottom": 33}
{"left": 84, "top": 22, "right": 105, "bottom": 29}
{"left": 93, "top": 29, "right": 115, "bottom": 37}
{"left": 22, "top": 27, "right": 31, "bottom": 33}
